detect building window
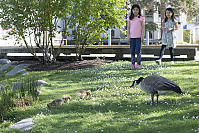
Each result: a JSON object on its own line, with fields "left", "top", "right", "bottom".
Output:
{"left": 195, "top": 16, "right": 199, "bottom": 24}
{"left": 111, "top": 30, "right": 115, "bottom": 38}
{"left": 149, "top": 31, "right": 153, "bottom": 39}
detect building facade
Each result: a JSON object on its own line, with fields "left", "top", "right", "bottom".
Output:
{"left": 190, "top": 16, "right": 199, "bottom": 44}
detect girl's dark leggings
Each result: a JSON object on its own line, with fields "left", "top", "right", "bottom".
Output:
{"left": 158, "top": 45, "right": 174, "bottom": 61}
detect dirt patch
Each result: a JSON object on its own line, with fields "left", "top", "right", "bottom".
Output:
{"left": 17, "top": 58, "right": 113, "bottom": 71}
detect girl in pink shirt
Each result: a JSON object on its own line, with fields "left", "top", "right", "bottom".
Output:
{"left": 127, "top": 4, "right": 145, "bottom": 69}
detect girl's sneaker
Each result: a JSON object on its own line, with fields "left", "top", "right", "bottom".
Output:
{"left": 130, "top": 64, "right": 135, "bottom": 70}
{"left": 170, "top": 61, "right": 174, "bottom": 65}
{"left": 135, "top": 64, "right": 142, "bottom": 69}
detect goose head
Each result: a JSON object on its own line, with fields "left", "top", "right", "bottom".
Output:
{"left": 62, "top": 95, "right": 71, "bottom": 102}
{"left": 86, "top": 90, "right": 91, "bottom": 95}
{"left": 130, "top": 77, "right": 144, "bottom": 87}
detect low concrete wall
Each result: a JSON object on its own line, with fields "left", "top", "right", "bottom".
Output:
{"left": 0, "top": 45, "right": 198, "bottom": 61}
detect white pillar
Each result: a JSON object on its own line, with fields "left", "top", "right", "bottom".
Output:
{"left": 108, "top": 29, "right": 111, "bottom": 46}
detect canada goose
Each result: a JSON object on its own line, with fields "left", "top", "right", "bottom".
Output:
{"left": 76, "top": 90, "right": 91, "bottom": 99}
{"left": 47, "top": 95, "right": 71, "bottom": 108}
{"left": 130, "top": 75, "right": 183, "bottom": 105}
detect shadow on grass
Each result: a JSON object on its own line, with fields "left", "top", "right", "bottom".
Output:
{"left": 176, "top": 69, "right": 199, "bottom": 76}
{"left": 4, "top": 93, "right": 196, "bottom": 119}
{"left": 2, "top": 90, "right": 199, "bottom": 132}
{"left": 139, "top": 108, "right": 199, "bottom": 133}
{"left": 172, "top": 62, "right": 199, "bottom": 67}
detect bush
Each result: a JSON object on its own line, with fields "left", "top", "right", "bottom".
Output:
{"left": 0, "top": 76, "right": 39, "bottom": 122}
{"left": 183, "top": 29, "right": 190, "bottom": 43}
{"left": 0, "top": 85, "right": 16, "bottom": 123}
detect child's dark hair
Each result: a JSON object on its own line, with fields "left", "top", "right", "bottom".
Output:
{"left": 129, "top": 4, "right": 142, "bottom": 20}
{"left": 164, "top": 8, "right": 175, "bottom": 22}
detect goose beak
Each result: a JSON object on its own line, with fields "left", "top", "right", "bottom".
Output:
{"left": 130, "top": 80, "right": 137, "bottom": 87}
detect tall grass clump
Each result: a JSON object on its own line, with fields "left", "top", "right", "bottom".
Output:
{"left": 0, "top": 76, "right": 39, "bottom": 122}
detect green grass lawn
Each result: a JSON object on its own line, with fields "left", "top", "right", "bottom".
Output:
{"left": 0, "top": 61, "right": 199, "bottom": 133}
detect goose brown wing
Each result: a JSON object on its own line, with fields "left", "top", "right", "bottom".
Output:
{"left": 52, "top": 99, "right": 62, "bottom": 103}
{"left": 146, "top": 75, "right": 181, "bottom": 93}
{"left": 143, "top": 75, "right": 172, "bottom": 87}
{"left": 156, "top": 80, "right": 179, "bottom": 90}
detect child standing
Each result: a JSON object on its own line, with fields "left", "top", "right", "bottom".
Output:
{"left": 127, "top": 4, "right": 145, "bottom": 69}
{"left": 156, "top": 8, "right": 178, "bottom": 65}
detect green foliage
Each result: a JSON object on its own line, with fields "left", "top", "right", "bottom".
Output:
{"left": 66, "top": 0, "right": 127, "bottom": 60}
{"left": 162, "top": 0, "right": 199, "bottom": 21}
{"left": 130, "top": 0, "right": 199, "bottom": 24}
{"left": 145, "top": 21, "right": 159, "bottom": 32}
{"left": 0, "top": 85, "right": 16, "bottom": 119}
{"left": 0, "top": 0, "right": 128, "bottom": 62}
{"left": 129, "top": 0, "right": 159, "bottom": 13}
{"left": 183, "top": 29, "right": 190, "bottom": 43}
{"left": 0, "top": 0, "right": 71, "bottom": 64}
{"left": 0, "top": 65, "right": 14, "bottom": 80}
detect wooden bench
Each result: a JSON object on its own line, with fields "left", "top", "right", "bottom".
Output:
{"left": 59, "top": 45, "right": 197, "bottom": 61}
{"left": 0, "top": 45, "right": 197, "bottom": 61}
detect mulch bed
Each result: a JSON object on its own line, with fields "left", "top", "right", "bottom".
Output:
{"left": 17, "top": 58, "right": 113, "bottom": 71}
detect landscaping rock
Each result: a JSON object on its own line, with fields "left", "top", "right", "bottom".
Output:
{"left": 15, "top": 64, "right": 31, "bottom": 68}
{"left": 0, "top": 59, "right": 11, "bottom": 64}
{"left": 9, "top": 118, "right": 34, "bottom": 131}
{"left": 0, "top": 63, "right": 13, "bottom": 73}
{"left": 35, "top": 80, "right": 48, "bottom": 94}
{"left": 10, "top": 61, "right": 19, "bottom": 65}
{"left": 10, "top": 80, "right": 47, "bottom": 94}
{"left": 35, "top": 80, "right": 48, "bottom": 87}
{"left": 5, "top": 68, "right": 27, "bottom": 77}
{"left": 5, "top": 64, "right": 30, "bottom": 77}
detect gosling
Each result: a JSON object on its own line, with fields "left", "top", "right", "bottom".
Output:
{"left": 47, "top": 95, "right": 71, "bottom": 108}
{"left": 76, "top": 90, "right": 91, "bottom": 99}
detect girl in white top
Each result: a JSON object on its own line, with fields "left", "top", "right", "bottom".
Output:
{"left": 156, "top": 8, "right": 178, "bottom": 65}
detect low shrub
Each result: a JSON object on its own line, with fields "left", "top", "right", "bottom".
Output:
{"left": 183, "top": 29, "right": 190, "bottom": 43}
{"left": 0, "top": 76, "right": 39, "bottom": 122}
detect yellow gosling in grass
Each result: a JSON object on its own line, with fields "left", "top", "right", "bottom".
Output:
{"left": 76, "top": 90, "right": 91, "bottom": 99}
{"left": 47, "top": 95, "right": 71, "bottom": 108}
{"left": 62, "top": 95, "right": 71, "bottom": 103}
